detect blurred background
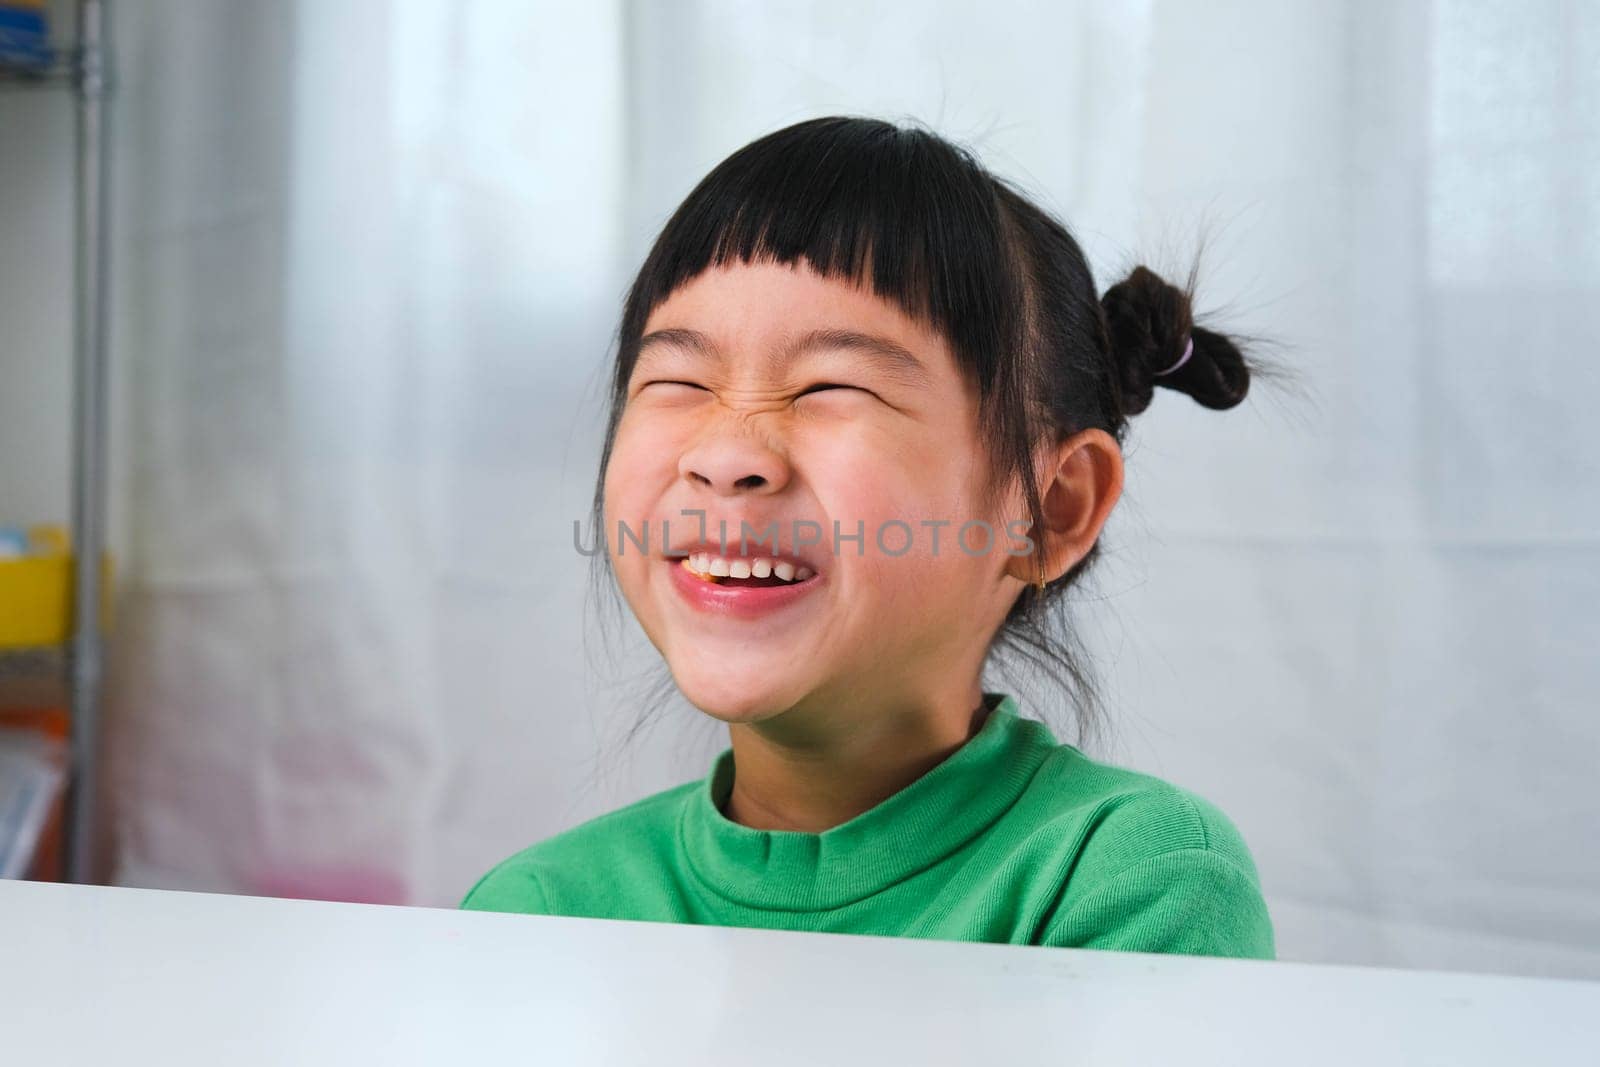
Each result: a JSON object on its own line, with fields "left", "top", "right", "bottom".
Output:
{"left": 2, "top": 0, "right": 1597, "bottom": 979}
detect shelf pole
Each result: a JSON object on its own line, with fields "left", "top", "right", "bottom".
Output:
{"left": 64, "top": 0, "right": 111, "bottom": 884}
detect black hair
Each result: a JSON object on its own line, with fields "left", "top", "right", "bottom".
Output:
{"left": 589, "top": 115, "right": 1274, "bottom": 745}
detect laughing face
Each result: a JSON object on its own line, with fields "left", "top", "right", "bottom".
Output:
{"left": 602, "top": 260, "right": 1032, "bottom": 728}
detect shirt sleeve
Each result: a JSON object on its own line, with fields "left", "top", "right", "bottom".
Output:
{"left": 1039, "top": 846, "right": 1276, "bottom": 959}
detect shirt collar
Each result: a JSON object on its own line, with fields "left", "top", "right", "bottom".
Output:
{"left": 677, "top": 693, "right": 1056, "bottom": 911}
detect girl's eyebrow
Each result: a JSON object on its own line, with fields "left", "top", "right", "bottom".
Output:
{"left": 637, "top": 327, "right": 931, "bottom": 386}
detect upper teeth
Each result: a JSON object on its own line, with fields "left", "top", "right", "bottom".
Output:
{"left": 683, "top": 553, "right": 813, "bottom": 582}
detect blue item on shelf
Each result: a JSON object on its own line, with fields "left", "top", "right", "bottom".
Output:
{"left": 0, "top": 3, "right": 52, "bottom": 71}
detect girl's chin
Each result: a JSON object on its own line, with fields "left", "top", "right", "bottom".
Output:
{"left": 669, "top": 667, "right": 809, "bottom": 725}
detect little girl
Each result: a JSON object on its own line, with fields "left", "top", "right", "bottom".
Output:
{"left": 462, "top": 116, "right": 1274, "bottom": 959}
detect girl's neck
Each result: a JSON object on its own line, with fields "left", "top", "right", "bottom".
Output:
{"left": 719, "top": 687, "right": 993, "bottom": 833}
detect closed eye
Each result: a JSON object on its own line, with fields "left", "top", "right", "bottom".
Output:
{"left": 797, "top": 382, "right": 874, "bottom": 398}
{"left": 635, "top": 379, "right": 708, "bottom": 396}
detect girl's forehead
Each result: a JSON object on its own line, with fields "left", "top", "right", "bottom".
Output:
{"left": 642, "top": 260, "right": 947, "bottom": 357}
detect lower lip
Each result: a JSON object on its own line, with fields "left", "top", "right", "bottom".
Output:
{"left": 666, "top": 559, "right": 822, "bottom": 620}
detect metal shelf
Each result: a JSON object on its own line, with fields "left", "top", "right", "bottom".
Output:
{"left": 1, "top": 2, "right": 112, "bottom": 885}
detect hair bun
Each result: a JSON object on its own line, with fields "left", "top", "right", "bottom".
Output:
{"left": 1100, "top": 265, "right": 1250, "bottom": 415}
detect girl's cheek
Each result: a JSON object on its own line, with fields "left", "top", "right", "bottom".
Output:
{"left": 811, "top": 425, "right": 965, "bottom": 519}
{"left": 606, "top": 419, "right": 681, "bottom": 506}
{"left": 825, "top": 443, "right": 1002, "bottom": 596}
{"left": 600, "top": 456, "right": 655, "bottom": 586}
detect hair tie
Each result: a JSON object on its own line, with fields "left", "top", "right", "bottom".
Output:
{"left": 1154, "top": 335, "right": 1193, "bottom": 378}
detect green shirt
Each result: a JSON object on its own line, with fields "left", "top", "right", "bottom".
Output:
{"left": 461, "top": 694, "right": 1275, "bottom": 958}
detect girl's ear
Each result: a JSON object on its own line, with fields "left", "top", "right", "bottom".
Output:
{"left": 1005, "top": 429, "right": 1124, "bottom": 586}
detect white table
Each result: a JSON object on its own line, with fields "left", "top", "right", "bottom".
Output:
{"left": 2, "top": 879, "right": 1596, "bottom": 1065}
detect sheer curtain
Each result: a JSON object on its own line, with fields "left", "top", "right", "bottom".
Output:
{"left": 104, "top": 0, "right": 1600, "bottom": 978}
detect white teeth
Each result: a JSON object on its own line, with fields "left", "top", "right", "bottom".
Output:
{"left": 683, "top": 553, "right": 815, "bottom": 582}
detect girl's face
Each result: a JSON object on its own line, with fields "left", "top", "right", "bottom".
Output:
{"left": 603, "top": 260, "right": 1026, "bottom": 727}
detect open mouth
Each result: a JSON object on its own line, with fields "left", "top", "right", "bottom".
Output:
{"left": 669, "top": 548, "right": 823, "bottom": 619}
{"left": 678, "top": 552, "right": 816, "bottom": 588}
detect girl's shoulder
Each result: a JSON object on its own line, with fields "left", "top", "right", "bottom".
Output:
{"left": 1018, "top": 740, "right": 1264, "bottom": 888}
{"left": 1011, "top": 738, "right": 1275, "bottom": 957}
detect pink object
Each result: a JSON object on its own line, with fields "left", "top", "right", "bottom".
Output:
{"left": 1158, "top": 340, "right": 1196, "bottom": 382}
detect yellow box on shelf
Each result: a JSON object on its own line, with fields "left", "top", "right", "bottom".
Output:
{"left": 0, "top": 525, "right": 114, "bottom": 649}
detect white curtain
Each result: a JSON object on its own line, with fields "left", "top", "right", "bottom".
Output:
{"left": 104, "top": 0, "right": 1600, "bottom": 978}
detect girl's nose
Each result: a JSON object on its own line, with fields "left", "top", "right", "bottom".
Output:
{"left": 679, "top": 433, "right": 791, "bottom": 497}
